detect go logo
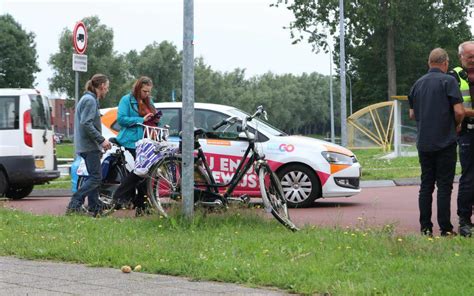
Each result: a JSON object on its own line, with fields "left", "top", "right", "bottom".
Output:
{"left": 279, "top": 144, "right": 295, "bottom": 152}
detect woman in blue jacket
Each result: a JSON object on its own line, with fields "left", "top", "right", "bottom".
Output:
{"left": 113, "top": 76, "right": 159, "bottom": 216}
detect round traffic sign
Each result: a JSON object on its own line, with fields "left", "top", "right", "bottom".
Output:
{"left": 73, "top": 21, "right": 87, "bottom": 54}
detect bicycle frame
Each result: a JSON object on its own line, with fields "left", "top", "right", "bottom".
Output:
{"left": 193, "top": 131, "right": 266, "bottom": 201}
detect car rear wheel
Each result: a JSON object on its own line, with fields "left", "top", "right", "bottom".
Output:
{"left": 0, "top": 171, "right": 8, "bottom": 196}
{"left": 277, "top": 164, "right": 321, "bottom": 208}
{"left": 6, "top": 184, "right": 34, "bottom": 200}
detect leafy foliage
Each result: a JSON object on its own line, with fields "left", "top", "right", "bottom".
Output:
{"left": 0, "top": 14, "right": 40, "bottom": 88}
{"left": 48, "top": 16, "right": 129, "bottom": 106}
{"left": 125, "top": 41, "right": 182, "bottom": 102}
{"left": 272, "top": 0, "right": 473, "bottom": 109}
{"left": 45, "top": 15, "right": 341, "bottom": 135}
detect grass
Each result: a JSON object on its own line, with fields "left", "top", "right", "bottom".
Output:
{"left": 36, "top": 176, "right": 71, "bottom": 190}
{"left": 0, "top": 207, "right": 473, "bottom": 295}
{"left": 56, "top": 143, "right": 74, "bottom": 159}
{"left": 354, "top": 149, "right": 462, "bottom": 180}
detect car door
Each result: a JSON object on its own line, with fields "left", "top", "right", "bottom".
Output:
{"left": 29, "top": 94, "right": 55, "bottom": 171}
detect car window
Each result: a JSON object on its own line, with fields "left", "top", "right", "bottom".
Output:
{"left": 228, "top": 109, "right": 287, "bottom": 137}
{"left": 0, "top": 96, "right": 19, "bottom": 130}
{"left": 157, "top": 108, "right": 180, "bottom": 136}
{"left": 196, "top": 109, "right": 268, "bottom": 142}
{"left": 29, "top": 94, "right": 52, "bottom": 130}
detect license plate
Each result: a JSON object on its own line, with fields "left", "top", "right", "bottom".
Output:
{"left": 35, "top": 159, "right": 45, "bottom": 169}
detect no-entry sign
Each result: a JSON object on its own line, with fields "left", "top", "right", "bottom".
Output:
{"left": 73, "top": 21, "right": 87, "bottom": 54}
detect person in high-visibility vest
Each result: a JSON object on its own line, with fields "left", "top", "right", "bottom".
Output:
{"left": 449, "top": 40, "right": 474, "bottom": 237}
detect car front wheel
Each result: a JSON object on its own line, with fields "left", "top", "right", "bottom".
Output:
{"left": 277, "top": 164, "right": 321, "bottom": 208}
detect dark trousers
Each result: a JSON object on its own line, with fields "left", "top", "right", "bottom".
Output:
{"left": 457, "top": 132, "right": 474, "bottom": 224}
{"left": 113, "top": 148, "right": 146, "bottom": 208}
{"left": 418, "top": 142, "right": 457, "bottom": 232}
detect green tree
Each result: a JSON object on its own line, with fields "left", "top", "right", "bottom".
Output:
{"left": 273, "top": 0, "right": 472, "bottom": 108}
{"left": 0, "top": 14, "right": 40, "bottom": 88}
{"left": 125, "top": 41, "right": 182, "bottom": 102}
{"left": 48, "top": 16, "right": 128, "bottom": 107}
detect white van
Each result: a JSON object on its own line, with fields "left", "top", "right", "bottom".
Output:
{"left": 0, "top": 89, "right": 60, "bottom": 199}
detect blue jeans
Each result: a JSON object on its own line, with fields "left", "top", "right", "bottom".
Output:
{"left": 67, "top": 150, "right": 102, "bottom": 212}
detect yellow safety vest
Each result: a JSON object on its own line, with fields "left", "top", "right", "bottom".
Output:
{"left": 453, "top": 67, "right": 471, "bottom": 107}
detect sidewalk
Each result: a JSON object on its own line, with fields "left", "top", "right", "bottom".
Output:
{"left": 0, "top": 257, "right": 287, "bottom": 295}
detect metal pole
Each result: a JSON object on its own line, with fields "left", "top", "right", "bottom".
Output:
{"left": 182, "top": 0, "right": 194, "bottom": 218}
{"left": 74, "top": 71, "right": 79, "bottom": 154}
{"left": 66, "top": 112, "right": 70, "bottom": 139}
{"left": 393, "top": 99, "right": 401, "bottom": 157}
{"left": 329, "top": 45, "right": 335, "bottom": 144}
{"left": 345, "top": 72, "right": 352, "bottom": 115}
{"left": 74, "top": 72, "right": 79, "bottom": 106}
{"left": 339, "top": 0, "right": 347, "bottom": 146}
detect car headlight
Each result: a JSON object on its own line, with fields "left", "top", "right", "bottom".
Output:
{"left": 321, "top": 151, "right": 354, "bottom": 165}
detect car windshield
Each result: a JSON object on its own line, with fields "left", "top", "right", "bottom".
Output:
{"left": 228, "top": 108, "right": 288, "bottom": 136}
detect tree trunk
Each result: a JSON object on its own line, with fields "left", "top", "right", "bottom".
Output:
{"left": 386, "top": 24, "right": 397, "bottom": 100}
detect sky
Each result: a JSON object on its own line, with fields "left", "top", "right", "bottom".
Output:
{"left": 1, "top": 0, "right": 332, "bottom": 97}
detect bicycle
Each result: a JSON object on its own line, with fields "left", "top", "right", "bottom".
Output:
{"left": 76, "top": 138, "right": 131, "bottom": 215}
{"left": 146, "top": 106, "right": 299, "bottom": 231}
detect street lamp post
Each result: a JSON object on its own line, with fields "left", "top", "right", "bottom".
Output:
{"left": 328, "top": 44, "right": 335, "bottom": 144}
{"left": 65, "top": 112, "right": 70, "bottom": 139}
{"left": 345, "top": 72, "right": 352, "bottom": 115}
{"left": 339, "top": 0, "right": 347, "bottom": 147}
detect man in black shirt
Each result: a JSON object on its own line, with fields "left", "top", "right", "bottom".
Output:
{"left": 408, "top": 48, "right": 464, "bottom": 237}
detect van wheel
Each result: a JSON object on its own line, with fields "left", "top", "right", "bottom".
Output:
{"left": 6, "top": 185, "right": 34, "bottom": 200}
{"left": 277, "top": 164, "right": 321, "bottom": 208}
{"left": 0, "top": 171, "right": 8, "bottom": 196}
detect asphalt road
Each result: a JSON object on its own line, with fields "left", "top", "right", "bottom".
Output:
{"left": 2, "top": 185, "right": 461, "bottom": 236}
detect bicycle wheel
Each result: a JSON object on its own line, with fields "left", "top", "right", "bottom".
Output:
{"left": 77, "top": 165, "right": 128, "bottom": 216}
{"left": 147, "top": 156, "right": 182, "bottom": 217}
{"left": 258, "top": 164, "right": 299, "bottom": 231}
{"left": 147, "top": 155, "right": 216, "bottom": 216}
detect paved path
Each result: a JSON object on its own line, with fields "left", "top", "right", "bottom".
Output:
{"left": 0, "top": 257, "right": 286, "bottom": 295}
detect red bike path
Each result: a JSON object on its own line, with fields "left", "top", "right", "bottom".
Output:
{"left": 1, "top": 185, "right": 461, "bottom": 236}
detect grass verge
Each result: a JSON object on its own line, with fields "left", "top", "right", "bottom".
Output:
{"left": 56, "top": 143, "right": 74, "bottom": 159}
{"left": 0, "top": 208, "right": 473, "bottom": 295}
{"left": 354, "top": 149, "right": 461, "bottom": 180}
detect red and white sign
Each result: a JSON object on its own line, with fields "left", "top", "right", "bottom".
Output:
{"left": 73, "top": 21, "right": 87, "bottom": 54}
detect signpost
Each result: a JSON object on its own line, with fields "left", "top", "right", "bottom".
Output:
{"left": 73, "top": 21, "right": 87, "bottom": 54}
{"left": 72, "top": 21, "right": 88, "bottom": 155}
{"left": 72, "top": 21, "right": 88, "bottom": 108}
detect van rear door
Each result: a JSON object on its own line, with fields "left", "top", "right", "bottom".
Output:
{"left": 28, "top": 94, "right": 55, "bottom": 171}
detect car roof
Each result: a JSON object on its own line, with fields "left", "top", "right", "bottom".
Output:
{"left": 156, "top": 102, "right": 236, "bottom": 112}
{"left": 0, "top": 88, "right": 41, "bottom": 96}
{"left": 100, "top": 102, "right": 237, "bottom": 113}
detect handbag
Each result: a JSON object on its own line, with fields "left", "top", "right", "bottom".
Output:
{"left": 133, "top": 126, "right": 170, "bottom": 176}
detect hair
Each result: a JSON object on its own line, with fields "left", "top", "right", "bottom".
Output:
{"left": 85, "top": 74, "right": 109, "bottom": 95}
{"left": 458, "top": 40, "right": 474, "bottom": 56}
{"left": 132, "top": 76, "right": 155, "bottom": 116}
{"left": 428, "top": 48, "right": 449, "bottom": 65}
